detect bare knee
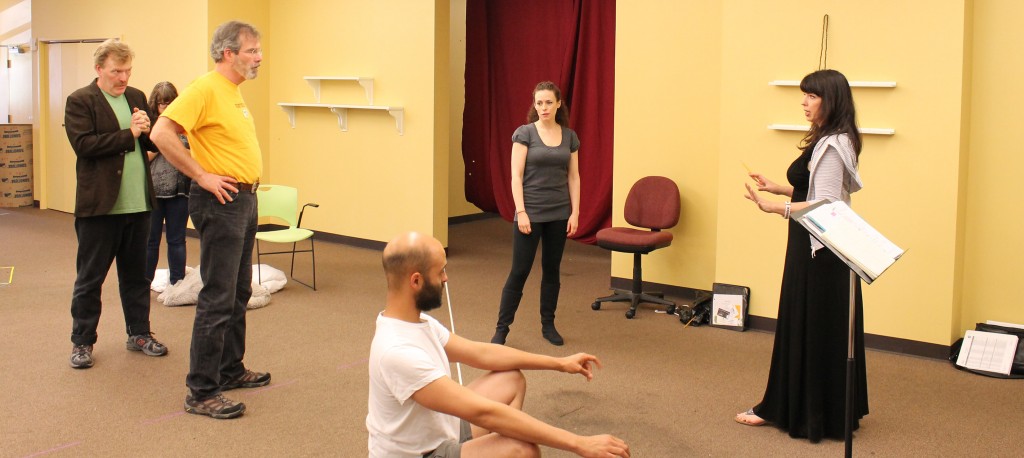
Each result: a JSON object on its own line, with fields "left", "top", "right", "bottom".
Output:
{"left": 497, "top": 438, "right": 540, "bottom": 458}
{"left": 506, "top": 439, "right": 540, "bottom": 458}
{"left": 500, "top": 369, "right": 526, "bottom": 390}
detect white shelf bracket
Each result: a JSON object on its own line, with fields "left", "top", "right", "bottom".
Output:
{"left": 280, "top": 105, "right": 297, "bottom": 128}
{"left": 358, "top": 78, "right": 374, "bottom": 105}
{"left": 388, "top": 108, "right": 404, "bottom": 135}
{"left": 305, "top": 79, "right": 323, "bottom": 102}
{"left": 329, "top": 107, "right": 349, "bottom": 132}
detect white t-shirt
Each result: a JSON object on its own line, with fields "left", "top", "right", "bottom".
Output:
{"left": 367, "top": 312, "right": 459, "bottom": 457}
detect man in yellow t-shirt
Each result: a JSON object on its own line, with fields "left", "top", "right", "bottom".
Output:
{"left": 151, "top": 20, "right": 267, "bottom": 420}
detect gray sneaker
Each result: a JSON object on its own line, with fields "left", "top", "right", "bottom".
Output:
{"left": 221, "top": 369, "right": 271, "bottom": 391}
{"left": 184, "top": 394, "right": 246, "bottom": 419}
{"left": 126, "top": 334, "right": 168, "bottom": 356}
{"left": 70, "top": 344, "right": 94, "bottom": 369}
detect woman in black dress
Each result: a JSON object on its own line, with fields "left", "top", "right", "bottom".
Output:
{"left": 736, "top": 69, "right": 868, "bottom": 442}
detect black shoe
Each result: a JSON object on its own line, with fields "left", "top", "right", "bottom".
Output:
{"left": 542, "top": 324, "right": 564, "bottom": 346}
{"left": 221, "top": 369, "right": 271, "bottom": 391}
{"left": 184, "top": 394, "right": 246, "bottom": 419}
{"left": 70, "top": 344, "right": 94, "bottom": 369}
{"left": 490, "top": 327, "right": 509, "bottom": 345}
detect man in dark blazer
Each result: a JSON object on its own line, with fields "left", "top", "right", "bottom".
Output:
{"left": 64, "top": 39, "right": 168, "bottom": 369}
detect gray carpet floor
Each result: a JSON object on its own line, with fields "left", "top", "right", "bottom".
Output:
{"left": 0, "top": 206, "right": 1020, "bottom": 457}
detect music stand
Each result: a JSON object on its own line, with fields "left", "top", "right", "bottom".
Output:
{"left": 791, "top": 200, "right": 904, "bottom": 458}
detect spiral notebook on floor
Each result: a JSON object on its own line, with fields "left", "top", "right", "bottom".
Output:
{"left": 955, "top": 330, "right": 1019, "bottom": 376}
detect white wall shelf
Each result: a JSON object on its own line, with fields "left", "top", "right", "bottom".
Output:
{"left": 768, "top": 124, "right": 894, "bottom": 135}
{"left": 769, "top": 80, "right": 897, "bottom": 88}
{"left": 304, "top": 76, "right": 374, "bottom": 104}
{"left": 278, "top": 103, "right": 404, "bottom": 135}
{"left": 768, "top": 79, "right": 896, "bottom": 135}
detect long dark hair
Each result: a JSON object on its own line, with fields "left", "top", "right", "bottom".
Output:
{"left": 526, "top": 81, "right": 570, "bottom": 127}
{"left": 147, "top": 81, "right": 178, "bottom": 118}
{"left": 799, "top": 69, "right": 861, "bottom": 155}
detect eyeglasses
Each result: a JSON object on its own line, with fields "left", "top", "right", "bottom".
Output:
{"left": 235, "top": 48, "right": 263, "bottom": 56}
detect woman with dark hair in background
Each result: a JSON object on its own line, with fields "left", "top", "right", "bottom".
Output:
{"left": 145, "top": 81, "right": 191, "bottom": 287}
{"left": 491, "top": 81, "right": 581, "bottom": 346}
{"left": 736, "top": 69, "right": 869, "bottom": 442}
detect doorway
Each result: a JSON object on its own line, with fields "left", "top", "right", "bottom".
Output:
{"left": 42, "top": 41, "right": 106, "bottom": 213}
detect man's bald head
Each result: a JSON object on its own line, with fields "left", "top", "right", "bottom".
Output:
{"left": 382, "top": 232, "right": 444, "bottom": 290}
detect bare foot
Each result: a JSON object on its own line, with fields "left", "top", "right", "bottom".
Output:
{"left": 735, "top": 409, "right": 766, "bottom": 426}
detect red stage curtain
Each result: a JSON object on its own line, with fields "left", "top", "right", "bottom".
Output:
{"left": 462, "top": 0, "right": 615, "bottom": 244}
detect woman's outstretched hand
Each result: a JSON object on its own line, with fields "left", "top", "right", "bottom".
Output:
{"left": 745, "top": 182, "right": 774, "bottom": 214}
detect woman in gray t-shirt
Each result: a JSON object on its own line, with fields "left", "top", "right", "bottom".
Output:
{"left": 491, "top": 81, "right": 581, "bottom": 346}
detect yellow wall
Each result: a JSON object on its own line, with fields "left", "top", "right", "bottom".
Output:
{"left": 962, "top": 0, "right": 1024, "bottom": 331}
{"left": 613, "top": 1, "right": 722, "bottom": 290}
{"left": 32, "top": 0, "right": 209, "bottom": 102}
{"left": 448, "top": 0, "right": 478, "bottom": 218}
{"left": 433, "top": 1, "right": 451, "bottom": 242}
{"left": 266, "top": 0, "right": 448, "bottom": 245}
{"left": 617, "top": 0, "right": 998, "bottom": 345}
{"left": 714, "top": 0, "right": 970, "bottom": 345}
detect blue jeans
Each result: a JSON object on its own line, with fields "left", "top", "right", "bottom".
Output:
{"left": 185, "top": 182, "right": 257, "bottom": 399}
{"left": 146, "top": 196, "right": 189, "bottom": 284}
{"left": 70, "top": 211, "right": 153, "bottom": 345}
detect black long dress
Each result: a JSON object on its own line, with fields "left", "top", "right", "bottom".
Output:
{"left": 751, "top": 145, "right": 869, "bottom": 442}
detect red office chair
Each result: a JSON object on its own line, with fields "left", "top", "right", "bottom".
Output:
{"left": 592, "top": 176, "right": 680, "bottom": 319}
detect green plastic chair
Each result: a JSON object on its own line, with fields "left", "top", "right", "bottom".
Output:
{"left": 254, "top": 184, "right": 319, "bottom": 290}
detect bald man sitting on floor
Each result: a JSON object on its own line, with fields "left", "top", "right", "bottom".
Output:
{"left": 366, "top": 232, "right": 630, "bottom": 458}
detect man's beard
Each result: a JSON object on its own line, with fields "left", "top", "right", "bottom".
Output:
{"left": 415, "top": 280, "right": 443, "bottom": 312}
{"left": 234, "top": 61, "right": 259, "bottom": 80}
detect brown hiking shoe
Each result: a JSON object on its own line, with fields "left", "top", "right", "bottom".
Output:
{"left": 221, "top": 369, "right": 271, "bottom": 391}
{"left": 184, "top": 394, "right": 246, "bottom": 419}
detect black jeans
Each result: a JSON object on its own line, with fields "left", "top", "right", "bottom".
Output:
{"left": 186, "top": 183, "right": 257, "bottom": 399}
{"left": 496, "top": 219, "right": 568, "bottom": 327}
{"left": 146, "top": 196, "right": 189, "bottom": 284}
{"left": 70, "top": 211, "right": 153, "bottom": 345}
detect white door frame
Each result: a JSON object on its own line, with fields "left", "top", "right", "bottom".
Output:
{"left": 37, "top": 38, "right": 113, "bottom": 212}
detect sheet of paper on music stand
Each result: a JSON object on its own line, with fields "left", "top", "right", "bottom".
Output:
{"left": 796, "top": 200, "right": 905, "bottom": 281}
{"left": 955, "top": 330, "right": 1019, "bottom": 376}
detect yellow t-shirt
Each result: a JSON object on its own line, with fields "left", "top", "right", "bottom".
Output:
{"left": 161, "top": 71, "right": 262, "bottom": 182}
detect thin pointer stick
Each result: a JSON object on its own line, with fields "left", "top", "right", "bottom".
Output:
{"left": 442, "top": 269, "right": 464, "bottom": 385}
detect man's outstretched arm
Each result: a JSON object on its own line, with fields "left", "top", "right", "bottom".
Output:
{"left": 444, "top": 333, "right": 601, "bottom": 380}
{"left": 411, "top": 376, "right": 629, "bottom": 458}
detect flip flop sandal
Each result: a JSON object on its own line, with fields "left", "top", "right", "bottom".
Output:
{"left": 735, "top": 408, "right": 767, "bottom": 426}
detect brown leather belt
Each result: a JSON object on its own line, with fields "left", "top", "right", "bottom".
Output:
{"left": 237, "top": 181, "right": 260, "bottom": 193}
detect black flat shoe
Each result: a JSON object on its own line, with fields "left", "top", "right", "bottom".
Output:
{"left": 490, "top": 327, "right": 509, "bottom": 345}
{"left": 541, "top": 324, "right": 564, "bottom": 346}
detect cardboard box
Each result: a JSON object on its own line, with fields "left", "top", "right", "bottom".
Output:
{"left": 0, "top": 124, "right": 32, "bottom": 144}
{"left": 0, "top": 185, "right": 33, "bottom": 207}
{"left": 0, "top": 124, "right": 34, "bottom": 207}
